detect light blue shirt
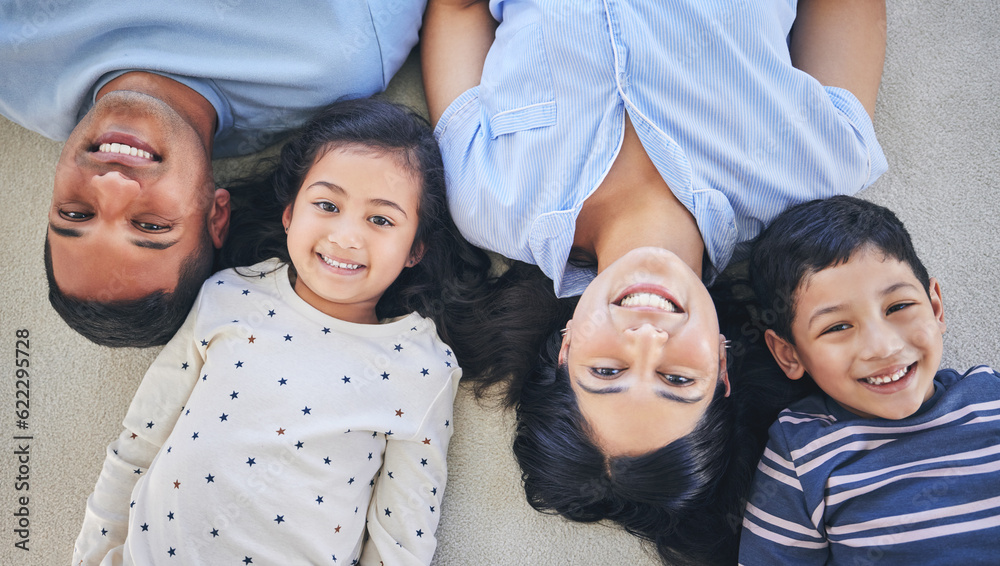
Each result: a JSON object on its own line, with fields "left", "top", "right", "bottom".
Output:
{"left": 435, "top": 0, "right": 887, "bottom": 297}
{"left": 0, "top": 1, "right": 425, "bottom": 157}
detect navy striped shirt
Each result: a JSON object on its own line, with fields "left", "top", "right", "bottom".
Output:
{"left": 436, "top": 0, "right": 887, "bottom": 297}
{"left": 740, "top": 366, "right": 1000, "bottom": 565}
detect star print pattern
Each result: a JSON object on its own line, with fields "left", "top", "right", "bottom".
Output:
{"left": 75, "top": 259, "right": 460, "bottom": 566}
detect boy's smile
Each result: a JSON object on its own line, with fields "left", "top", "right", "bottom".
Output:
{"left": 766, "top": 248, "right": 946, "bottom": 420}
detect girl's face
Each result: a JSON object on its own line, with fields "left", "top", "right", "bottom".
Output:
{"left": 282, "top": 146, "right": 423, "bottom": 324}
{"left": 559, "top": 247, "right": 728, "bottom": 457}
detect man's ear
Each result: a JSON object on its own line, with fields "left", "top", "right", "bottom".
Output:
{"left": 209, "top": 188, "right": 231, "bottom": 249}
{"left": 406, "top": 242, "right": 426, "bottom": 268}
{"left": 557, "top": 320, "right": 573, "bottom": 366}
{"left": 764, "top": 329, "right": 806, "bottom": 380}
{"left": 928, "top": 277, "right": 946, "bottom": 334}
{"left": 719, "top": 334, "right": 731, "bottom": 397}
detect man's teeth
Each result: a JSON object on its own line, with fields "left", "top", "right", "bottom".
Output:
{"left": 99, "top": 143, "right": 153, "bottom": 160}
{"left": 865, "top": 366, "right": 910, "bottom": 385}
{"left": 321, "top": 255, "right": 361, "bottom": 270}
{"left": 619, "top": 292, "right": 678, "bottom": 312}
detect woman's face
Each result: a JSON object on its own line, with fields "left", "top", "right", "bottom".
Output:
{"left": 559, "top": 247, "right": 728, "bottom": 457}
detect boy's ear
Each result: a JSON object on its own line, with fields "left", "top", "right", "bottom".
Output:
{"left": 928, "top": 277, "right": 946, "bottom": 334}
{"left": 406, "top": 242, "right": 426, "bottom": 268}
{"left": 764, "top": 329, "right": 806, "bottom": 380}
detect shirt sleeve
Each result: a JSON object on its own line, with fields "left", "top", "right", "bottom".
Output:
{"left": 72, "top": 295, "right": 207, "bottom": 565}
{"left": 360, "top": 368, "right": 460, "bottom": 566}
{"left": 738, "top": 424, "right": 830, "bottom": 565}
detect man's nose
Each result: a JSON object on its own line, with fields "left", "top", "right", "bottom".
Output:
{"left": 91, "top": 171, "right": 140, "bottom": 216}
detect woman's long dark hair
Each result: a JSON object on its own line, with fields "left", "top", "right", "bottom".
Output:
{"left": 491, "top": 264, "right": 814, "bottom": 564}
{"left": 219, "top": 98, "right": 492, "bottom": 364}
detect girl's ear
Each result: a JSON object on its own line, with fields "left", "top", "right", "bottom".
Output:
{"left": 209, "top": 188, "right": 231, "bottom": 248}
{"left": 281, "top": 204, "right": 293, "bottom": 233}
{"left": 764, "top": 329, "right": 806, "bottom": 380}
{"left": 406, "top": 242, "right": 426, "bottom": 268}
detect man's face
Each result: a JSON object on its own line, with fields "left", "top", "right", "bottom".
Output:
{"left": 47, "top": 90, "right": 227, "bottom": 301}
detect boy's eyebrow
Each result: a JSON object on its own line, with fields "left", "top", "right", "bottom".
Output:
{"left": 808, "top": 281, "right": 923, "bottom": 326}
{"left": 808, "top": 304, "right": 845, "bottom": 327}
{"left": 306, "top": 181, "right": 408, "bottom": 218}
{"left": 881, "top": 281, "right": 919, "bottom": 296}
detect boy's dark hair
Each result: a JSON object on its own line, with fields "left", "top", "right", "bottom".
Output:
{"left": 749, "top": 195, "right": 931, "bottom": 343}
{"left": 44, "top": 231, "right": 214, "bottom": 348}
{"left": 220, "top": 97, "right": 492, "bottom": 365}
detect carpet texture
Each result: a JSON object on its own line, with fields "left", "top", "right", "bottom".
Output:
{"left": 1, "top": 2, "right": 997, "bottom": 564}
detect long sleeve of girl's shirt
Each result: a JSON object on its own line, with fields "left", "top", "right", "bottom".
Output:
{"left": 72, "top": 296, "right": 207, "bottom": 565}
{"left": 360, "top": 368, "right": 461, "bottom": 566}
{"left": 738, "top": 422, "right": 830, "bottom": 565}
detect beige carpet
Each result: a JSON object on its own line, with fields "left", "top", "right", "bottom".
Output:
{"left": 2, "top": 2, "right": 998, "bottom": 564}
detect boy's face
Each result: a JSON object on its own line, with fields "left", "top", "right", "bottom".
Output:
{"left": 765, "top": 248, "right": 946, "bottom": 420}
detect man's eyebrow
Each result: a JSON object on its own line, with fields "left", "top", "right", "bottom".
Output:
{"left": 131, "top": 238, "right": 178, "bottom": 250}
{"left": 307, "top": 181, "right": 408, "bottom": 218}
{"left": 575, "top": 379, "right": 703, "bottom": 404}
{"left": 49, "top": 224, "right": 81, "bottom": 238}
{"left": 49, "top": 223, "right": 178, "bottom": 250}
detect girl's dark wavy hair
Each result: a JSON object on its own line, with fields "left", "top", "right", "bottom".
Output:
{"left": 218, "top": 98, "right": 492, "bottom": 362}
{"left": 480, "top": 262, "right": 812, "bottom": 564}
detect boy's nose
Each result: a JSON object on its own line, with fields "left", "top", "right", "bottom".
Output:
{"left": 860, "top": 322, "right": 905, "bottom": 360}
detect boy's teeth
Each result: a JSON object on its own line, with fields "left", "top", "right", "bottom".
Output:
{"left": 99, "top": 143, "right": 153, "bottom": 160}
{"left": 619, "top": 292, "right": 678, "bottom": 312}
{"left": 321, "top": 255, "right": 360, "bottom": 270}
{"left": 864, "top": 366, "right": 910, "bottom": 385}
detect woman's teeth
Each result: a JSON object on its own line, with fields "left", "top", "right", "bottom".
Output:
{"left": 865, "top": 365, "right": 910, "bottom": 385}
{"left": 322, "top": 255, "right": 361, "bottom": 270}
{"left": 619, "top": 292, "right": 678, "bottom": 312}
{"left": 99, "top": 143, "right": 153, "bottom": 159}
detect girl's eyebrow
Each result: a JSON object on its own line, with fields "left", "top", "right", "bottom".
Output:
{"left": 306, "top": 181, "right": 409, "bottom": 218}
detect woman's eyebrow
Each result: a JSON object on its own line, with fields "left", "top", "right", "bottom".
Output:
{"left": 576, "top": 379, "right": 703, "bottom": 404}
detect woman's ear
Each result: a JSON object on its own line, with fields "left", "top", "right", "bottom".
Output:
{"left": 557, "top": 320, "right": 573, "bottom": 366}
{"left": 764, "top": 329, "right": 806, "bottom": 380}
{"left": 718, "top": 334, "right": 731, "bottom": 397}
{"left": 406, "top": 242, "right": 426, "bottom": 268}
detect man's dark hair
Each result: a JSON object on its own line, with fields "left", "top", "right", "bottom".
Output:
{"left": 749, "top": 195, "right": 931, "bottom": 344}
{"left": 44, "top": 231, "right": 214, "bottom": 348}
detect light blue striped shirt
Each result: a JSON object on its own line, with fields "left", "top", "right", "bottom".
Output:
{"left": 0, "top": 0, "right": 425, "bottom": 157}
{"left": 435, "top": 0, "right": 887, "bottom": 297}
{"left": 740, "top": 366, "right": 1000, "bottom": 565}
